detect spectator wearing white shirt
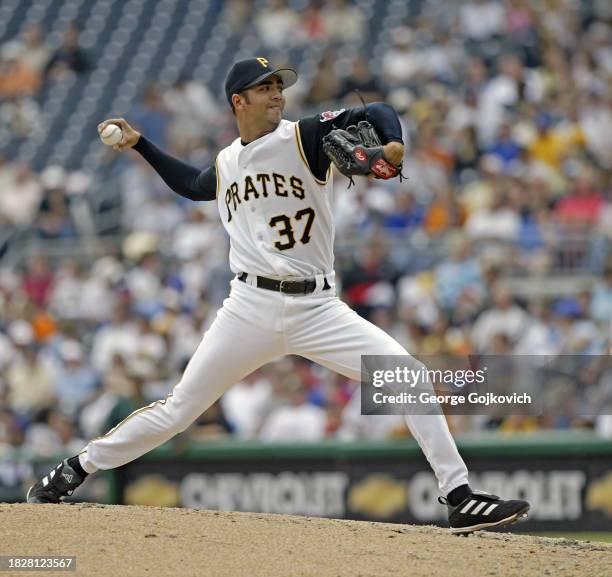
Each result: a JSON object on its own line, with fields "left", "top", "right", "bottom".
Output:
{"left": 459, "top": 0, "right": 506, "bottom": 42}
{"left": 0, "top": 161, "right": 42, "bottom": 227}
{"left": 91, "top": 305, "right": 139, "bottom": 373}
{"left": 477, "top": 54, "right": 538, "bottom": 147}
{"left": 52, "top": 340, "right": 99, "bottom": 417}
{"left": 321, "top": 0, "right": 364, "bottom": 44}
{"left": 255, "top": 0, "right": 299, "bottom": 49}
{"left": 579, "top": 91, "right": 612, "bottom": 170}
{"left": 18, "top": 24, "right": 51, "bottom": 76}
{"left": 6, "top": 342, "right": 57, "bottom": 417}
{"left": 337, "top": 384, "right": 406, "bottom": 440}
{"left": 49, "top": 259, "right": 87, "bottom": 320}
{"left": 132, "top": 190, "right": 183, "bottom": 236}
{"left": 513, "top": 301, "right": 559, "bottom": 356}
{"left": 125, "top": 253, "right": 164, "bottom": 317}
{"left": 259, "top": 381, "right": 326, "bottom": 442}
{"left": 79, "top": 264, "right": 119, "bottom": 324}
{"left": 0, "top": 93, "right": 40, "bottom": 140}
{"left": 221, "top": 372, "right": 272, "bottom": 439}
{"left": 163, "top": 77, "right": 219, "bottom": 154}
{"left": 172, "top": 206, "right": 222, "bottom": 261}
{"left": 382, "top": 27, "right": 422, "bottom": 88}
{"left": 472, "top": 286, "right": 528, "bottom": 353}
{"left": 465, "top": 187, "right": 520, "bottom": 242}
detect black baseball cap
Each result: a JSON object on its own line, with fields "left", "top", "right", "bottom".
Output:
{"left": 225, "top": 57, "right": 298, "bottom": 105}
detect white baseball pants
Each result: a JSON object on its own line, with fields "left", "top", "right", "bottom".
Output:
{"left": 80, "top": 277, "right": 468, "bottom": 496}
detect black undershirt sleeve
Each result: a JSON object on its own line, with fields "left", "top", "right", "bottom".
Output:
{"left": 132, "top": 136, "right": 217, "bottom": 201}
{"left": 297, "top": 102, "right": 404, "bottom": 183}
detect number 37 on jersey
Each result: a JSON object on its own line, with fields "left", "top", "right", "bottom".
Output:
{"left": 223, "top": 171, "right": 316, "bottom": 252}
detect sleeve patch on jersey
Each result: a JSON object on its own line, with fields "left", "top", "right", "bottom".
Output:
{"left": 319, "top": 109, "right": 346, "bottom": 122}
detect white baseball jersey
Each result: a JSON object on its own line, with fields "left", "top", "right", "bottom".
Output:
{"left": 216, "top": 119, "right": 334, "bottom": 279}
{"left": 79, "top": 109, "right": 469, "bottom": 501}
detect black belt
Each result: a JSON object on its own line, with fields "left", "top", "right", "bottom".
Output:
{"left": 238, "top": 272, "right": 331, "bottom": 295}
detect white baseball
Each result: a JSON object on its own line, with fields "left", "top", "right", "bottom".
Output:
{"left": 100, "top": 124, "right": 123, "bottom": 146}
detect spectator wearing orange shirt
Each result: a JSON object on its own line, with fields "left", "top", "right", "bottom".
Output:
{"left": 425, "top": 186, "right": 467, "bottom": 235}
{"left": 0, "top": 42, "right": 41, "bottom": 98}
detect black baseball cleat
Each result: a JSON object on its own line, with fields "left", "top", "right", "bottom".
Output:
{"left": 26, "top": 460, "right": 84, "bottom": 503}
{"left": 440, "top": 490, "right": 530, "bottom": 535}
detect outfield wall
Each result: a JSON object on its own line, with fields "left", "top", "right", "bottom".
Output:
{"left": 114, "top": 432, "right": 612, "bottom": 532}
{"left": 8, "top": 432, "right": 612, "bottom": 531}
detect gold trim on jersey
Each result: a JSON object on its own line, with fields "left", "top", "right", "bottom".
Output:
{"left": 215, "top": 156, "right": 220, "bottom": 198}
{"left": 79, "top": 327, "right": 213, "bottom": 455}
{"left": 294, "top": 123, "right": 329, "bottom": 186}
{"left": 82, "top": 391, "right": 175, "bottom": 447}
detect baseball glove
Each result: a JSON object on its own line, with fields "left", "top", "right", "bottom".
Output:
{"left": 322, "top": 121, "right": 401, "bottom": 180}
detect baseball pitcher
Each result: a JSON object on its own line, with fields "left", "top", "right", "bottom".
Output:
{"left": 27, "top": 58, "right": 529, "bottom": 535}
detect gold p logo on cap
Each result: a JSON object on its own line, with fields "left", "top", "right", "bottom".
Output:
{"left": 256, "top": 57, "right": 269, "bottom": 67}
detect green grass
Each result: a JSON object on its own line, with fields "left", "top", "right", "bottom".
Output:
{"left": 526, "top": 532, "right": 612, "bottom": 543}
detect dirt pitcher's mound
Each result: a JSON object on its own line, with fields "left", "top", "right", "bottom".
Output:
{"left": 1, "top": 504, "right": 611, "bottom": 577}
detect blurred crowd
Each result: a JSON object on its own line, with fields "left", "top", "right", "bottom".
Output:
{"left": 0, "top": 22, "right": 88, "bottom": 143}
{"left": 1, "top": 0, "right": 611, "bottom": 458}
